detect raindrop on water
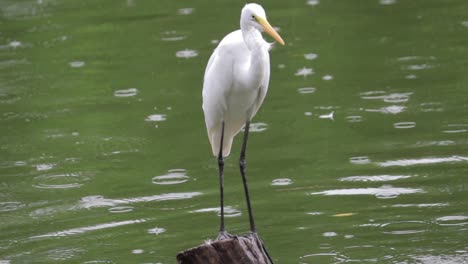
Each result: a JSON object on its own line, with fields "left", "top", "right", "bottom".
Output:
{"left": 307, "top": 0, "right": 320, "bottom": 6}
{"left": 152, "top": 169, "right": 189, "bottom": 185}
{"left": 148, "top": 227, "right": 166, "bottom": 235}
{"left": 393, "top": 121, "right": 416, "bottom": 129}
{"left": 295, "top": 67, "right": 314, "bottom": 77}
{"left": 380, "top": 0, "right": 397, "bottom": 5}
{"left": 69, "top": 61, "right": 85, "bottom": 68}
{"left": 145, "top": 114, "right": 166, "bottom": 122}
{"left": 297, "top": 87, "right": 316, "bottom": 94}
{"left": 114, "top": 88, "right": 138, "bottom": 97}
{"left": 304, "top": 53, "right": 318, "bottom": 60}
{"left": 178, "top": 8, "right": 194, "bottom": 15}
{"left": 271, "top": 178, "right": 293, "bottom": 186}
{"left": 176, "top": 49, "right": 198, "bottom": 59}
{"left": 322, "top": 74, "right": 333, "bottom": 80}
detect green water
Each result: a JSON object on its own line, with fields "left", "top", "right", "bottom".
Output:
{"left": 1, "top": 0, "right": 468, "bottom": 263}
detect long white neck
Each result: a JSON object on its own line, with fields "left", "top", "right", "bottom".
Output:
{"left": 241, "top": 27, "right": 270, "bottom": 88}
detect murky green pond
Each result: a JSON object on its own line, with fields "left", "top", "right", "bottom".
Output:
{"left": 1, "top": 0, "right": 468, "bottom": 263}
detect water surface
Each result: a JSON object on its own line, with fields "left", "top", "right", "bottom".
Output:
{"left": 1, "top": 0, "right": 468, "bottom": 263}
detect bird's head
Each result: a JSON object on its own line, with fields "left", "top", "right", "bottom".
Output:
{"left": 241, "top": 3, "right": 285, "bottom": 46}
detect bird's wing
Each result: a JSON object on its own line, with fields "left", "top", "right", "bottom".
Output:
{"left": 249, "top": 52, "right": 271, "bottom": 120}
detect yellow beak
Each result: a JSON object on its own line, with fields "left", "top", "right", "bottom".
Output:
{"left": 256, "top": 16, "right": 285, "bottom": 46}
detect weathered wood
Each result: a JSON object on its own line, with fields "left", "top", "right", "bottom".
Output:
{"left": 176, "top": 233, "right": 273, "bottom": 264}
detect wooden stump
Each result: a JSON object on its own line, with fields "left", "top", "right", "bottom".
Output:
{"left": 176, "top": 233, "right": 273, "bottom": 264}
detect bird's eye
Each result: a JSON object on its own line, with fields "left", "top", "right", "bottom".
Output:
{"left": 251, "top": 15, "right": 256, "bottom": 20}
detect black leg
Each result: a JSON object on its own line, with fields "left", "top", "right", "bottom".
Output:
{"left": 217, "top": 121, "right": 226, "bottom": 238}
{"left": 240, "top": 121, "right": 256, "bottom": 233}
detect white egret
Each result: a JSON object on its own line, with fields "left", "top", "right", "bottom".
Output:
{"left": 202, "top": 3, "right": 285, "bottom": 239}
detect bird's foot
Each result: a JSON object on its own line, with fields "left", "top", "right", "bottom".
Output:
{"left": 216, "top": 231, "right": 233, "bottom": 241}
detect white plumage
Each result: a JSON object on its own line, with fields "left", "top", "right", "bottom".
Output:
{"left": 202, "top": 3, "right": 284, "bottom": 157}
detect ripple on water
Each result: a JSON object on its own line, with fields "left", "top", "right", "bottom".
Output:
{"left": 46, "top": 247, "right": 83, "bottom": 261}
{"left": 36, "top": 163, "right": 55, "bottom": 171}
{"left": 339, "top": 175, "right": 411, "bottom": 182}
{"left": 322, "top": 74, "right": 333, "bottom": 80}
{"left": 247, "top": 122, "right": 268, "bottom": 132}
{"left": 78, "top": 192, "right": 202, "bottom": 209}
{"left": 114, "top": 88, "right": 138, "bottom": 97}
{"left": 380, "top": 221, "right": 427, "bottom": 235}
{"left": 392, "top": 203, "right": 449, "bottom": 208}
{"left": 420, "top": 102, "right": 443, "bottom": 112}
{"left": 346, "top": 115, "right": 363, "bottom": 123}
{"left": 380, "top": 0, "right": 397, "bottom": 5}
{"left": 394, "top": 121, "right": 416, "bottom": 129}
{"left": 412, "top": 253, "right": 468, "bottom": 264}
{"left": 108, "top": 206, "right": 134, "bottom": 213}
{"left": 349, "top": 156, "right": 371, "bottom": 165}
{"left": 152, "top": 169, "right": 189, "bottom": 185}
{"left": 310, "top": 185, "right": 424, "bottom": 199}
{"left": 271, "top": 178, "right": 293, "bottom": 186}
{"left": 69, "top": 61, "right": 85, "bottom": 68}
{"left": 33, "top": 172, "right": 90, "bottom": 189}
{"left": 435, "top": 216, "right": 468, "bottom": 226}
{"left": 30, "top": 219, "right": 147, "bottom": 239}
{"left": 176, "top": 49, "right": 198, "bottom": 59}
{"left": 147, "top": 227, "right": 166, "bottom": 235}
{"left": 378, "top": 155, "right": 468, "bottom": 167}
{"left": 304, "top": 53, "right": 318, "bottom": 60}
{"left": 190, "top": 206, "right": 241, "bottom": 218}
{"left": 365, "top": 105, "right": 406, "bottom": 114}
{"left": 306, "top": 0, "right": 320, "bottom": 6}
{"left": 295, "top": 67, "right": 314, "bottom": 77}
{"left": 0, "top": 201, "right": 26, "bottom": 212}
{"left": 297, "top": 87, "right": 316, "bottom": 94}
{"left": 360, "top": 91, "right": 412, "bottom": 103}
{"left": 340, "top": 245, "right": 383, "bottom": 263}
{"left": 161, "top": 31, "right": 187, "bottom": 42}
{"left": 178, "top": 8, "right": 194, "bottom": 15}
{"left": 145, "top": 114, "right": 166, "bottom": 122}
{"left": 443, "top": 124, "right": 468, "bottom": 134}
